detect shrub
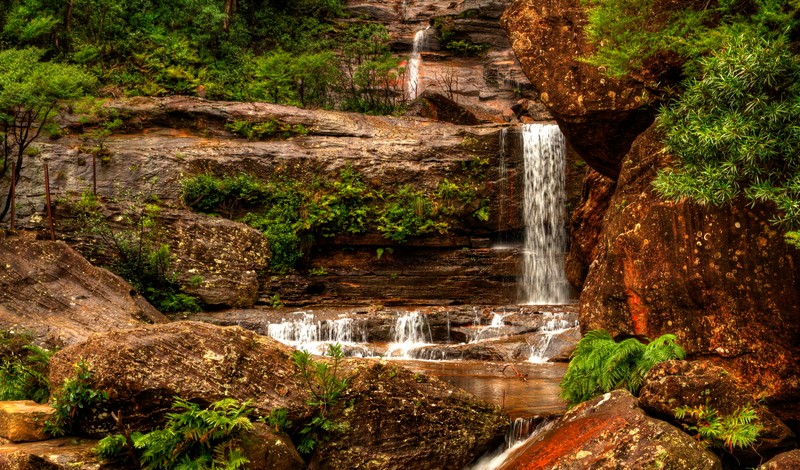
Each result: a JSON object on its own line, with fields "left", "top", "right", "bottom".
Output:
{"left": 0, "top": 331, "right": 53, "bottom": 403}
{"left": 674, "top": 403, "right": 762, "bottom": 452}
{"left": 377, "top": 186, "right": 449, "bottom": 242}
{"left": 560, "top": 329, "right": 685, "bottom": 407}
{"left": 94, "top": 397, "right": 254, "bottom": 469}
{"left": 45, "top": 360, "right": 108, "bottom": 437}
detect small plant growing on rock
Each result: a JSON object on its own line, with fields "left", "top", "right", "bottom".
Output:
{"left": 94, "top": 397, "right": 254, "bottom": 469}
{"left": 560, "top": 329, "right": 685, "bottom": 407}
{"left": 674, "top": 403, "right": 762, "bottom": 452}
{"left": 45, "top": 360, "right": 108, "bottom": 437}
{"left": 292, "top": 343, "right": 349, "bottom": 453}
{"left": 0, "top": 331, "right": 53, "bottom": 403}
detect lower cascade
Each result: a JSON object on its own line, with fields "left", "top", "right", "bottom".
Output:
{"left": 520, "top": 123, "right": 572, "bottom": 305}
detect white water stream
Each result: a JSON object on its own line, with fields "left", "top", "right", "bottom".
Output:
{"left": 520, "top": 124, "right": 572, "bottom": 305}
{"left": 407, "top": 27, "right": 429, "bottom": 100}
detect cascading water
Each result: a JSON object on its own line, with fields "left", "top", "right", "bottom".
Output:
{"left": 467, "top": 417, "right": 555, "bottom": 470}
{"left": 266, "top": 313, "right": 368, "bottom": 356}
{"left": 493, "top": 127, "right": 514, "bottom": 249}
{"left": 528, "top": 312, "right": 579, "bottom": 363}
{"left": 407, "top": 27, "right": 429, "bottom": 100}
{"left": 386, "top": 311, "right": 433, "bottom": 357}
{"left": 520, "top": 123, "right": 571, "bottom": 305}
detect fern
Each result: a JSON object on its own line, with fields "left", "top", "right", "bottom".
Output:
{"left": 560, "top": 330, "right": 686, "bottom": 407}
{"left": 95, "top": 397, "right": 254, "bottom": 469}
{"left": 674, "top": 403, "right": 762, "bottom": 451}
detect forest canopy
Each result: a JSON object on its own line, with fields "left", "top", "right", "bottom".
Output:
{"left": 0, "top": 0, "right": 407, "bottom": 113}
{"left": 582, "top": 0, "right": 800, "bottom": 238}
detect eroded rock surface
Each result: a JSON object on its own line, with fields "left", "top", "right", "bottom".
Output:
{"left": 498, "top": 389, "right": 721, "bottom": 469}
{"left": 48, "top": 321, "right": 309, "bottom": 436}
{"left": 639, "top": 360, "right": 796, "bottom": 464}
{"left": 501, "top": 0, "right": 656, "bottom": 178}
{"left": 579, "top": 126, "right": 800, "bottom": 420}
{"left": 0, "top": 231, "right": 167, "bottom": 346}
{"left": 0, "top": 438, "right": 101, "bottom": 470}
{"left": 759, "top": 449, "right": 800, "bottom": 469}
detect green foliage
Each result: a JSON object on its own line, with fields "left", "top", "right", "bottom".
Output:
{"left": 94, "top": 397, "right": 254, "bottom": 469}
{"left": 181, "top": 173, "right": 269, "bottom": 214}
{"left": 45, "top": 360, "right": 108, "bottom": 437}
{"left": 560, "top": 330, "right": 686, "bottom": 407}
{"left": 225, "top": 119, "right": 309, "bottom": 140}
{"left": 291, "top": 343, "right": 348, "bottom": 453}
{"left": 263, "top": 408, "right": 292, "bottom": 434}
{"left": 674, "top": 403, "right": 762, "bottom": 451}
{"left": 73, "top": 193, "right": 202, "bottom": 313}
{"left": 654, "top": 29, "right": 800, "bottom": 229}
{"left": 432, "top": 17, "right": 490, "bottom": 57}
{"left": 0, "top": 47, "right": 95, "bottom": 222}
{"left": 377, "top": 186, "right": 449, "bottom": 242}
{"left": 0, "top": 331, "right": 53, "bottom": 403}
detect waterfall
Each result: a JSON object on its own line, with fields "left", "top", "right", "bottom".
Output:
{"left": 266, "top": 313, "right": 368, "bottom": 355}
{"left": 407, "top": 27, "right": 429, "bottom": 100}
{"left": 528, "top": 312, "right": 578, "bottom": 363}
{"left": 467, "top": 417, "right": 555, "bottom": 470}
{"left": 386, "top": 311, "right": 433, "bottom": 357}
{"left": 520, "top": 124, "right": 571, "bottom": 305}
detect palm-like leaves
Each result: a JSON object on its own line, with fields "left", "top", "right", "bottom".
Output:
{"left": 561, "top": 330, "right": 686, "bottom": 406}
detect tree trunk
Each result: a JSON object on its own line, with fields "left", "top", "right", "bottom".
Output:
{"left": 223, "top": 0, "right": 237, "bottom": 32}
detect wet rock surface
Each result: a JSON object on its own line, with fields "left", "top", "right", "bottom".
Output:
{"left": 0, "top": 438, "right": 102, "bottom": 470}
{"left": 639, "top": 360, "right": 796, "bottom": 465}
{"left": 498, "top": 389, "right": 722, "bottom": 469}
{"left": 0, "top": 231, "right": 167, "bottom": 347}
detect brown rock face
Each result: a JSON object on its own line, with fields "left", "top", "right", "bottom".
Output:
{"left": 0, "top": 231, "right": 167, "bottom": 346}
{"left": 501, "top": 0, "right": 657, "bottom": 178}
{"left": 164, "top": 211, "right": 271, "bottom": 308}
{"left": 580, "top": 126, "right": 800, "bottom": 419}
{"left": 312, "top": 361, "right": 507, "bottom": 470}
{"left": 0, "top": 438, "right": 101, "bottom": 470}
{"left": 639, "top": 360, "right": 796, "bottom": 465}
{"left": 498, "top": 389, "right": 721, "bottom": 469}
{"left": 0, "top": 401, "right": 55, "bottom": 443}
{"left": 565, "top": 169, "right": 616, "bottom": 290}
{"left": 47, "top": 321, "right": 309, "bottom": 437}
{"left": 759, "top": 449, "right": 800, "bottom": 469}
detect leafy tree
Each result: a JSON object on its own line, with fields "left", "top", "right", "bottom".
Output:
{"left": 560, "top": 329, "right": 685, "bottom": 407}
{"left": 654, "top": 29, "right": 800, "bottom": 229}
{"left": 0, "top": 47, "right": 96, "bottom": 225}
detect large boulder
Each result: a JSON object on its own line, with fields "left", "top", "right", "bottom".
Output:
{"left": 501, "top": 0, "right": 658, "bottom": 178}
{"left": 498, "top": 389, "right": 721, "bottom": 469}
{"left": 47, "top": 321, "right": 309, "bottom": 436}
{"left": 639, "top": 360, "right": 796, "bottom": 464}
{"left": 759, "top": 449, "right": 800, "bottom": 469}
{"left": 0, "top": 231, "right": 167, "bottom": 346}
{"left": 164, "top": 211, "right": 271, "bottom": 308}
{"left": 579, "top": 126, "right": 800, "bottom": 420}
{"left": 311, "top": 361, "right": 507, "bottom": 469}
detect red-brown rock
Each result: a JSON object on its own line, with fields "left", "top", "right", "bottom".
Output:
{"left": 0, "top": 401, "right": 55, "bottom": 443}
{"left": 565, "top": 169, "right": 616, "bottom": 290}
{"left": 579, "top": 125, "right": 800, "bottom": 420}
{"left": 498, "top": 389, "right": 721, "bottom": 469}
{"left": 501, "top": 0, "right": 658, "bottom": 178}
{"left": 759, "top": 449, "right": 800, "bottom": 469}
{"left": 0, "top": 231, "right": 167, "bottom": 346}
{"left": 639, "top": 360, "right": 796, "bottom": 465}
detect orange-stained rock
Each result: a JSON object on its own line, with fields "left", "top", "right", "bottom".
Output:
{"left": 501, "top": 0, "right": 662, "bottom": 178}
{"left": 0, "top": 401, "right": 55, "bottom": 443}
{"left": 498, "top": 390, "right": 720, "bottom": 469}
{"left": 580, "top": 125, "right": 800, "bottom": 420}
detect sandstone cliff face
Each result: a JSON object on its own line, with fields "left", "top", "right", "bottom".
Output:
{"left": 501, "top": 0, "right": 656, "bottom": 178}
{"left": 503, "top": 0, "right": 800, "bottom": 419}
{"left": 8, "top": 97, "right": 586, "bottom": 307}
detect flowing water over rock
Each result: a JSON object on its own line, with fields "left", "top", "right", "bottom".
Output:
{"left": 520, "top": 123, "right": 572, "bottom": 304}
{"left": 467, "top": 417, "right": 556, "bottom": 470}
{"left": 529, "top": 312, "right": 579, "bottom": 363}
{"left": 407, "top": 27, "right": 430, "bottom": 100}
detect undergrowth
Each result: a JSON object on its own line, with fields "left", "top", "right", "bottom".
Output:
{"left": 560, "top": 329, "right": 686, "bottom": 407}
{"left": 674, "top": 403, "right": 762, "bottom": 452}
{"left": 0, "top": 331, "right": 53, "bottom": 403}
{"left": 45, "top": 360, "right": 108, "bottom": 437}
